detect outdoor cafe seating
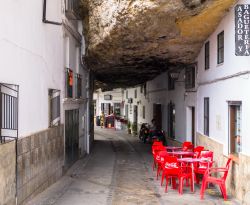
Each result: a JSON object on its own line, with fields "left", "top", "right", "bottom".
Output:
{"left": 151, "top": 141, "right": 232, "bottom": 200}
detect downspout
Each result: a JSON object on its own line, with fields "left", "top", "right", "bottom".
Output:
{"left": 15, "top": 85, "right": 19, "bottom": 205}
{"left": 43, "top": 0, "right": 62, "bottom": 26}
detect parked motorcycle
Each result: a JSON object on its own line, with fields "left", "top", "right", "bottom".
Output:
{"left": 139, "top": 123, "right": 166, "bottom": 145}
{"left": 150, "top": 130, "right": 166, "bottom": 145}
{"left": 139, "top": 123, "right": 150, "bottom": 142}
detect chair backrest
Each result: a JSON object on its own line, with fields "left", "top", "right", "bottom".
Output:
{"left": 152, "top": 145, "right": 166, "bottom": 155}
{"left": 164, "top": 156, "right": 180, "bottom": 174}
{"left": 198, "top": 150, "right": 214, "bottom": 169}
{"left": 156, "top": 151, "right": 169, "bottom": 163}
{"left": 194, "top": 146, "right": 204, "bottom": 158}
{"left": 152, "top": 141, "right": 163, "bottom": 147}
{"left": 222, "top": 157, "right": 232, "bottom": 180}
{"left": 182, "top": 141, "right": 192, "bottom": 151}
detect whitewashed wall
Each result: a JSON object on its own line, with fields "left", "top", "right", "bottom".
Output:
{"left": 0, "top": 0, "right": 63, "bottom": 137}
{"left": 196, "top": 0, "right": 250, "bottom": 156}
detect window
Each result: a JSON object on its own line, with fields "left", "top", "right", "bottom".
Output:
{"left": 0, "top": 83, "right": 18, "bottom": 143}
{"left": 114, "top": 103, "right": 121, "bottom": 116}
{"left": 185, "top": 66, "right": 195, "bottom": 89}
{"left": 134, "top": 89, "right": 137, "bottom": 98}
{"left": 217, "top": 31, "right": 224, "bottom": 64}
{"left": 66, "top": 68, "right": 73, "bottom": 98}
{"left": 168, "top": 73, "right": 175, "bottom": 90}
{"left": 204, "top": 98, "right": 209, "bottom": 136}
{"left": 205, "top": 41, "right": 210, "bottom": 69}
{"left": 229, "top": 102, "right": 242, "bottom": 155}
{"left": 49, "top": 89, "right": 60, "bottom": 127}
{"left": 140, "top": 85, "right": 143, "bottom": 93}
{"left": 126, "top": 90, "right": 128, "bottom": 99}
{"left": 142, "top": 106, "right": 145, "bottom": 119}
{"left": 76, "top": 74, "right": 82, "bottom": 98}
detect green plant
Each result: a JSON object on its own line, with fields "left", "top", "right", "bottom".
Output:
{"left": 132, "top": 122, "right": 137, "bottom": 134}
{"left": 127, "top": 121, "right": 131, "bottom": 129}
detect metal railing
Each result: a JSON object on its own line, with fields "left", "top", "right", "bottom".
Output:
{"left": 0, "top": 83, "right": 19, "bottom": 143}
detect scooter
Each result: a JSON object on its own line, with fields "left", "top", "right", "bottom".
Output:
{"left": 148, "top": 130, "right": 166, "bottom": 145}
{"left": 139, "top": 123, "right": 150, "bottom": 142}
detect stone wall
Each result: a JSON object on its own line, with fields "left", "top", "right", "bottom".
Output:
{"left": 17, "top": 125, "right": 64, "bottom": 204}
{"left": 196, "top": 132, "right": 250, "bottom": 203}
{"left": 0, "top": 140, "right": 16, "bottom": 205}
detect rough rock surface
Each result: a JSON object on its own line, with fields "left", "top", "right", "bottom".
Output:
{"left": 81, "top": 0, "right": 237, "bottom": 89}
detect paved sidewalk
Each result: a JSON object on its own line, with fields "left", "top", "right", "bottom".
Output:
{"left": 26, "top": 128, "right": 240, "bottom": 205}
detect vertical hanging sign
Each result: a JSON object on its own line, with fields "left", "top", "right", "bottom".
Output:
{"left": 235, "top": 4, "right": 250, "bottom": 56}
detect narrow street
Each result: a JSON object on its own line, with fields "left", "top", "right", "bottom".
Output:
{"left": 26, "top": 128, "right": 240, "bottom": 205}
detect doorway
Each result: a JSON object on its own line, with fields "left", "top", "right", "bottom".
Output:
{"left": 229, "top": 102, "right": 242, "bottom": 155}
{"left": 153, "top": 104, "right": 162, "bottom": 130}
{"left": 65, "top": 109, "right": 79, "bottom": 167}
{"left": 187, "top": 107, "right": 195, "bottom": 145}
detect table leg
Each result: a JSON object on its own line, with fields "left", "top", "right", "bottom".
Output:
{"left": 192, "top": 163, "right": 195, "bottom": 192}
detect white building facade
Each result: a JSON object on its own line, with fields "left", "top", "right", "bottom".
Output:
{"left": 0, "top": 0, "right": 92, "bottom": 204}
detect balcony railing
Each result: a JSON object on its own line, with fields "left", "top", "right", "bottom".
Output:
{"left": 65, "top": 0, "right": 81, "bottom": 20}
{"left": 0, "top": 83, "right": 19, "bottom": 143}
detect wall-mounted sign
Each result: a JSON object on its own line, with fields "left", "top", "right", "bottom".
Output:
{"left": 104, "top": 95, "right": 112, "bottom": 100}
{"left": 235, "top": 4, "right": 250, "bottom": 56}
{"left": 128, "top": 98, "right": 133, "bottom": 104}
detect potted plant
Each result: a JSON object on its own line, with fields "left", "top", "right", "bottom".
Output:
{"left": 127, "top": 121, "right": 131, "bottom": 134}
{"left": 132, "top": 122, "right": 137, "bottom": 135}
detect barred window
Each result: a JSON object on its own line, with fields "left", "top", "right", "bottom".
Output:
{"left": 66, "top": 68, "right": 73, "bottom": 98}
{"left": 217, "top": 31, "right": 224, "bottom": 64}
{"left": 49, "top": 89, "right": 60, "bottom": 127}
{"left": 76, "top": 74, "right": 82, "bottom": 98}
{"left": 204, "top": 98, "right": 209, "bottom": 136}
{"left": 205, "top": 41, "right": 210, "bottom": 70}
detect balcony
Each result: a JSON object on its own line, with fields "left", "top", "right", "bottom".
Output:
{"left": 65, "top": 0, "right": 81, "bottom": 20}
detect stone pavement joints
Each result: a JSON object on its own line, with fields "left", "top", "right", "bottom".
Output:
{"left": 26, "top": 128, "right": 241, "bottom": 205}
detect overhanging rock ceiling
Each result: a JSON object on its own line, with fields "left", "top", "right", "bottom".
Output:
{"left": 81, "top": 0, "right": 237, "bottom": 89}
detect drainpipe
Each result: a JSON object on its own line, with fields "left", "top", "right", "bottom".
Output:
{"left": 43, "top": 0, "right": 62, "bottom": 26}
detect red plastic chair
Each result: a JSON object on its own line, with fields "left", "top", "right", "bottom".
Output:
{"left": 152, "top": 145, "right": 166, "bottom": 170}
{"left": 200, "top": 157, "right": 232, "bottom": 200}
{"left": 182, "top": 141, "right": 193, "bottom": 151}
{"left": 194, "top": 150, "right": 214, "bottom": 184}
{"left": 155, "top": 151, "right": 169, "bottom": 179}
{"left": 193, "top": 146, "right": 205, "bottom": 158}
{"left": 161, "top": 156, "right": 193, "bottom": 194}
{"left": 152, "top": 141, "right": 163, "bottom": 147}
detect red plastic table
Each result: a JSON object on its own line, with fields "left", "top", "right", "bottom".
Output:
{"left": 166, "top": 146, "right": 182, "bottom": 152}
{"left": 177, "top": 158, "right": 210, "bottom": 192}
{"left": 168, "top": 151, "right": 194, "bottom": 158}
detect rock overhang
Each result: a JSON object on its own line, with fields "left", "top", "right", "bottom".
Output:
{"left": 80, "top": 0, "right": 237, "bottom": 90}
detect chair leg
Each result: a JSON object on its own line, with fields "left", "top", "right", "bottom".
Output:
{"left": 200, "top": 180, "right": 207, "bottom": 200}
{"left": 161, "top": 171, "right": 165, "bottom": 186}
{"left": 220, "top": 184, "right": 227, "bottom": 200}
{"left": 179, "top": 178, "right": 183, "bottom": 195}
{"left": 190, "top": 177, "right": 194, "bottom": 192}
{"left": 165, "top": 177, "right": 169, "bottom": 192}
